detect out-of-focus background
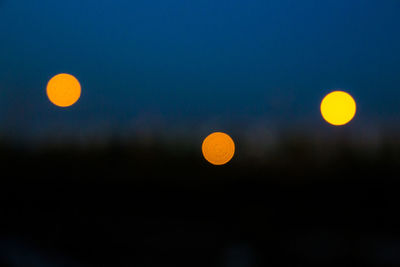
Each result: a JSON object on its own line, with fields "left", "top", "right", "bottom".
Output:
{"left": 0, "top": 0, "right": 399, "bottom": 266}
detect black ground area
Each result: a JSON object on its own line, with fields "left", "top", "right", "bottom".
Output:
{"left": 0, "top": 137, "right": 399, "bottom": 266}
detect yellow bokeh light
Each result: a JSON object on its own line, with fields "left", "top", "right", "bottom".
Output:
{"left": 46, "top": 73, "right": 81, "bottom": 107}
{"left": 320, "top": 91, "right": 356, "bottom": 126}
{"left": 202, "top": 132, "right": 235, "bottom": 165}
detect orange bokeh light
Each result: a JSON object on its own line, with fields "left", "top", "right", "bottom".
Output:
{"left": 46, "top": 73, "right": 81, "bottom": 107}
{"left": 202, "top": 132, "right": 235, "bottom": 165}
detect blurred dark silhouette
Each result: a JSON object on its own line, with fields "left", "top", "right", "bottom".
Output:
{"left": 0, "top": 131, "right": 399, "bottom": 266}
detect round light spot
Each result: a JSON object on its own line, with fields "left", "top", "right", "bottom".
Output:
{"left": 202, "top": 132, "right": 235, "bottom": 165}
{"left": 47, "top": 73, "right": 81, "bottom": 107}
{"left": 320, "top": 91, "right": 356, "bottom": 126}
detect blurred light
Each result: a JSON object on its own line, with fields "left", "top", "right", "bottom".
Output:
{"left": 46, "top": 74, "right": 81, "bottom": 107}
{"left": 320, "top": 91, "right": 356, "bottom": 126}
{"left": 202, "top": 132, "right": 235, "bottom": 165}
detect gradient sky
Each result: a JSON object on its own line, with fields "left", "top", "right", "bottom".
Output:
{"left": 0, "top": 0, "right": 399, "bottom": 138}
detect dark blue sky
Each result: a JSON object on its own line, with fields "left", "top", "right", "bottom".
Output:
{"left": 0, "top": 0, "right": 399, "bottom": 137}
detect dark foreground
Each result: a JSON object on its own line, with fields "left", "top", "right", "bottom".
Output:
{"left": 0, "top": 137, "right": 399, "bottom": 266}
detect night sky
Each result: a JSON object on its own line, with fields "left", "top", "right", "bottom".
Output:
{"left": 0, "top": 0, "right": 399, "bottom": 138}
